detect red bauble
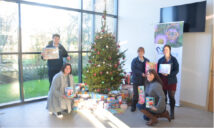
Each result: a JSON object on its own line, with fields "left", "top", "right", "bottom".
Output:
{"left": 94, "top": 64, "right": 97, "bottom": 66}
{"left": 108, "top": 57, "right": 112, "bottom": 60}
{"left": 93, "top": 73, "right": 96, "bottom": 76}
{"left": 114, "top": 64, "right": 118, "bottom": 68}
{"left": 110, "top": 72, "right": 112, "bottom": 75}
{"left": 97, "top": 89, "right": 100, "bottom": 92}
{"left": 102, "top": 29, "right": 105, "bottom": 32}
{"left": 118, "top": 61, "right": 120, "bottom": 64}
{"left": 94, "top": 48, "right": 96, "bottom": 51}
{"left": 108, "top": 88, "right": 111, "bottom": 91}
{"left": 100, "top": 72, "right": 103, "bottom": 75}
{"left": 97, "top": 51, "right": 100, "bottom": 55}
{"left": 96, "top": 36, "right": 99, "bottom": 39}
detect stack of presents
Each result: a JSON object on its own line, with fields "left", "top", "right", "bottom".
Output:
{"left": 65, "top": 70, "right": 156, "bottom": 114}
{"left": 65, "top": 74, "right": 134, "bottom": 114}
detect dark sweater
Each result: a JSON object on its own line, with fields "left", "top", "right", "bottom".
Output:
{"left": 131, "top": 56, "right": 149, "bottom": 85}
{"left": 157, "top": 55, "right": 179, "bottom": 85}
{"left": 45, "top": 41, "right": 68, "bottom": 71}
{"left": 145, "top": 81, "right": 166, "bottom": 113}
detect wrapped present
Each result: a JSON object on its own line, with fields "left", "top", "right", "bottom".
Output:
{"left": 65, "top": 87, "right": 75, "bottom": 98}
{"left": 146, "top": 97, "right": 155, "bottom": 108}
{"left": 145, "top": 62, "right": 157, "bottom": 73}
{"left": 117, "top": 96, "right": 122, "bottom": 104}
{"left": 138, "top": 86, "right": 145, "bottom": 104}
{"left": 108, "top": 99, "right": 120, "bottom": 109}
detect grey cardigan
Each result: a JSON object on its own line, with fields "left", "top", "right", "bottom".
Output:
{"left": 145, "top": 81, "right": 166, "bottom": 113}
{"left": 46, "top": 71, "right": 75, "bottom": 113}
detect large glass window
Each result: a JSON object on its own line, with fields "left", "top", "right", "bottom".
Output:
{"left": 0, "top": 55, "right": 20, "bottom": 104}
{"left": 95, "top": 0, "right": 116, "bottom": 15}
{"left": 68, "top": 53, "right": 79, "bottom": 83}
{"left": 83, "top": 13, "right": 93, "bottom": 51}
{"left": 0, "top": 1, "right": 18, "bottom": 52}
{"left": 0, "top": 0, "right": 118, "bottom": 106}
{"left": 22, "top": 54, "right": 49, "bottom": 99}
{"left": 23, "top": 0, "right": 81, "bottom": 9}
{"left": 21, "top": 4, "right": 80, "bottom": 52}
{"left": 95, "top": 15, "right": 116, "bottom": 35}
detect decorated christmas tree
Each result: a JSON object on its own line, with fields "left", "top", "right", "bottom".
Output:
{"left": 84, "top": 8, "right": 126, "bottom": 94}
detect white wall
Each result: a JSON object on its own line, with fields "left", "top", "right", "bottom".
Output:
{"left": 118, "top": 0, "right": 213, "bottom": 107}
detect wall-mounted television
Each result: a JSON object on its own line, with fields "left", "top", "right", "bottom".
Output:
{"left": 160, "top": 1, "right": 206, "bottom": 32}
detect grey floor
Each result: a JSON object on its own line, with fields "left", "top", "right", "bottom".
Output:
{"left": 0, "top": 100, "right": 213, "bottom": 128}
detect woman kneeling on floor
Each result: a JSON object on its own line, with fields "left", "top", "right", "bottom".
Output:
{"left": 137, "top": 69, "right": 171, "bottom": 126}
{"left": 47, "top": 63, "right": 76, "bottom": 119}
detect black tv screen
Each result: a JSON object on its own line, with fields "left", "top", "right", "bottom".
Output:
{"left": 160, "top": 1, "right": 206, "bottom": 32}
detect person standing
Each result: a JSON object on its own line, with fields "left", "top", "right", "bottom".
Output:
{"left": 157, "top": 45, "right": 179, "bottom": 119}
{"left": 131, "top": 47, "right": 149, "bottom": 112}
{"left": 41, "top": 34, "right": 70, "bottom": 88}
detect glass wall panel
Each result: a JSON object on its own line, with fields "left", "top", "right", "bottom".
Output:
{"left": 82, "top": 13, "right": 93, "bottom": 51}
{"left": 95, "top": 0, "right": 116, "bottom": 15}
{"left": 21, "top": 4, "right": 80, "bottom": 52}
{"left": 0, "top": 1, "right": 18, "bottom": 52}
{"left": 23, "top": 0, "right": 81, "bottom": 9}
{"left": 0, "top": 55, "right": 20, "bottom": 104}
{"left": 22, "top": 54, "right": 49, "bottom": 99}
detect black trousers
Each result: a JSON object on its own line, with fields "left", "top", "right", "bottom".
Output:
{"left": 131, "top": 84, "right": 141, "bottom": 109}
{"left": 48, "top": 69, "right": 60, "bottom": 88}
{"left": 164, "top": 90, "right": 176, "bottom": 112}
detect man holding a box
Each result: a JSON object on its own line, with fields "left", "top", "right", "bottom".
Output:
{"left": 41, "top": 34, "right": 70, "bottom": 88}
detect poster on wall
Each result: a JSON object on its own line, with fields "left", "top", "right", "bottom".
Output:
{"left": 154, "top": 21, "right": 184, "bottom": 106}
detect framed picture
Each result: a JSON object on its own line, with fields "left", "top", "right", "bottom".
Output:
{"left": 159, "top": 64, "right": 171, "bottom": 74}
{"left": 43, "top": 47, "right": 59, "bottom": 60}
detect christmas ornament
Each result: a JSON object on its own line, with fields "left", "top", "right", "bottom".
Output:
{"left": 110, "top": 72, "right": 112, "bottom": 75}
{"left": 114, "top": 64, "right": 118, "bottom": 68}
{"left": 103, "top": 61, "right": 105, "bottom": 64}
{"left": 98, "top": 64, "right": 101, "bottom": 67}
{"left": 102, "top": 81, "right": 105, "bottom": 84}
{"left": 100, "top": 71, "right": 103, "bottom": 75}
{"left": 106, "top": 71, "right": 109, "bottom": 74}
{"left": 111, "top": 77, "right": 114, "bottom": 80}
{"left": 93, "top": 73, "right": 96, "bottom": 76}
{"left": 97, "top": 51, "right": 100, "bottom": 55}
{"left": 106, "top": 45, "right": 109, "bottom": 48}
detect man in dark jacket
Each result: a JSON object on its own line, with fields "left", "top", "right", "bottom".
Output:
{"left": 42, "top": 34, "right": 70, "bottom": 88}
{"left": 131, "top": 47, "right": 149, "bottom": 112}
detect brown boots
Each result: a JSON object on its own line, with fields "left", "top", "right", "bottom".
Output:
{"left": 155, "top": 110, "right": 171, "bottom": 122}
{"left": 140, "top": 109, "right": 158, "bottom": 126}
{"left": 141, "top": 110, "right": 171, "bottom": 126}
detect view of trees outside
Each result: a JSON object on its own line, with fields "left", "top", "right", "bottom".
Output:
{"left": 0, "top": 0, "right": 117, "bottom": 105}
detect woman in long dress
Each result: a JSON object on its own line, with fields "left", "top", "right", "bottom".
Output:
{"left": 47, "top": 63, "right": 75, "bottom": 119}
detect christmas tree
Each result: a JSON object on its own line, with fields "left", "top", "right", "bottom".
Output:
{"left": 84, "top": 8, "right": 126, "bottom": 94}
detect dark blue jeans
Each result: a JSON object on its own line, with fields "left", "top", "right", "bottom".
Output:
{"left": 137, "top": 103, "right": 156, "bottom": 121}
